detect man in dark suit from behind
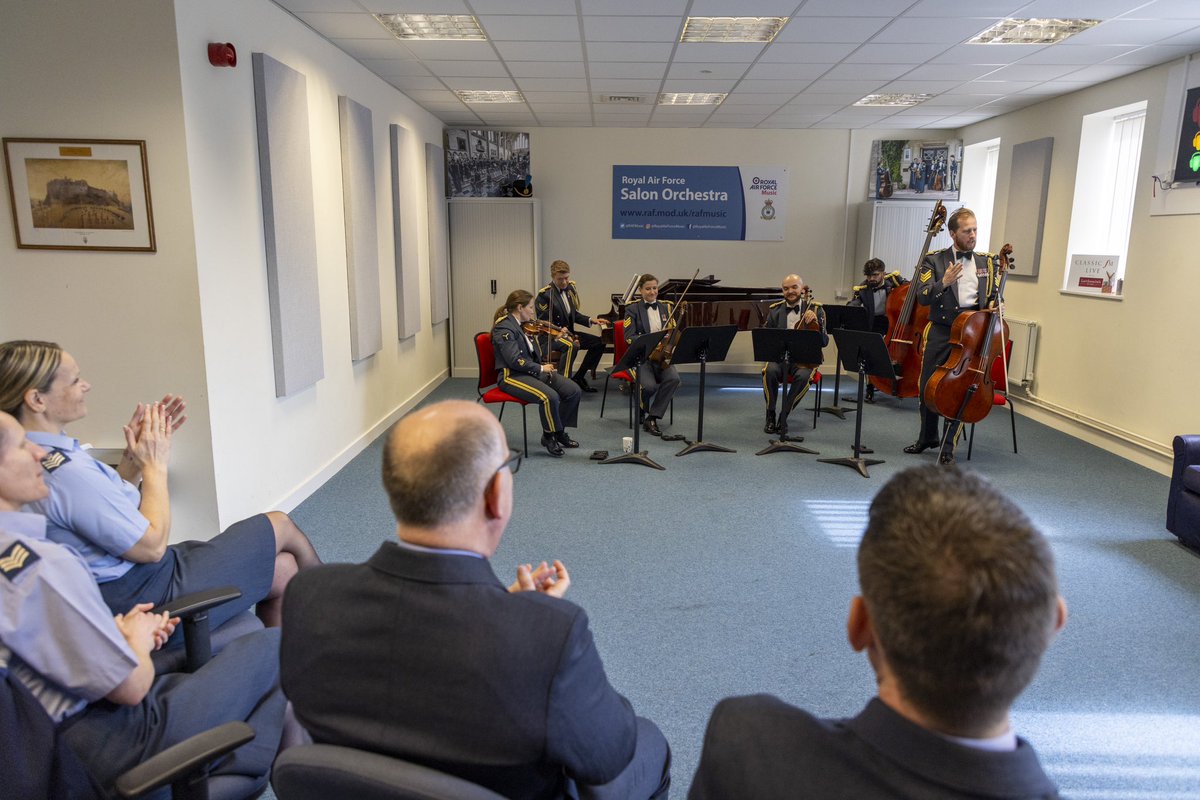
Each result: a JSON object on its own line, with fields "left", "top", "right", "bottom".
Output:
{"left": 689, "top": 465, "right": 1066, "bottom": 800}
{"left": 280, "top": 400, "right": 670, "bottom": 800}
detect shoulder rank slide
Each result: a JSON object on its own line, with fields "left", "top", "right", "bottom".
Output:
{"left": 41, "top": 448, "right": 70, "bottom": 473}
{"left": 0, "top": 540, "right": 40, "bottom": 582}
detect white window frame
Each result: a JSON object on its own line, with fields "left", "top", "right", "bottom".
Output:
{"left": 959, "top": 138, "right": 1001, "bottom": 252}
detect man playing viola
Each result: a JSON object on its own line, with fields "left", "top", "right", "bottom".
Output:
{"left": 535, "top": 260, "right": 610, "bottom": 394}
{"left": 761, "top": 274, "right": 827, "bottom": 439}
{"left": 622, "top": 274, "right": 681, "bottom": 438}
{"left": 849, "top": 259, "right": 907, "bottom": 403}
{"left": 907, "top": 208, "right": 1004, "bottom": 466}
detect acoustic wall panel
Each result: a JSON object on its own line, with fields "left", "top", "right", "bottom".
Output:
{"left": 1003, "top": 137, "right": 1053, "bottom": 278}
{"left": 391, "top": 124, "right": 421, "bottom": 339}
{"left": 338, "top": 95, "right": 382, "bottom": 361}
{"left": 251, "top": 52, "right": 324, "bottom": 396}
{"left": 425, "top": 142, "right": 450, "bottom": 325}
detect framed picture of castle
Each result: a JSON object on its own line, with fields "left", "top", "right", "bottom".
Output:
{"left": 3, "top": 138, "right": 155, "bottom": 251}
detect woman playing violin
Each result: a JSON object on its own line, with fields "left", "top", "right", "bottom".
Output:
{"left": 492, "top": 290, "right": 581, "bottom": 457}
{"left": 906, "top": 207, "right": 1004, "bottom": 466}
{"left": 621, "top": 274, "right": 681, "bottom": 438}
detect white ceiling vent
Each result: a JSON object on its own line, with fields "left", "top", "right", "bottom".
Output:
{"left": 597, "top": 94, "right": 647, "bottom": 105}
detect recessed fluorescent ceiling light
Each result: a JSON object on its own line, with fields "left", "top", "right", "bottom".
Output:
{"left": 681, "top": 16, "right": 788, "bottom": 43}
{"left": 455, "top": 90, "right": 524, "bottom": 103}
{"left": 969, "top": 18, "right": 1100, "bottom": 45}
{"left": 374, "top": 14, "right": 486, "bottom": 41}
{"left": 658, "top": 93, "right": 726, "bottom": 105}
{"left": 855, "top": 93, "right": 934, "bottom": 107}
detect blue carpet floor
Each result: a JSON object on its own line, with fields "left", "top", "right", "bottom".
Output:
{"left": 286, "top": 373, "right": 1200, "bottom": 799}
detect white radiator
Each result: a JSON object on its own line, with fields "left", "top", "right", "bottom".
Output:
{"left": 1004, "top": 317, "right": 1038, "bottom": 386}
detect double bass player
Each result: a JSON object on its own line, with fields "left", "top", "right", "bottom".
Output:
{"left": 905, "top": 208, "right": 1003, "bottom": 466}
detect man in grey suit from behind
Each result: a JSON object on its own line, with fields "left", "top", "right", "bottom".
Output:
{"left": 689, "top": 465, "right": 1067, "bottom": 800}
{"left": 280, "top": 400, "right": 670, "bottom": 800}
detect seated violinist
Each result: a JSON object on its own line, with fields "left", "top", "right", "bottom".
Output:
{"left": 761, "top": 274, "right": 827, "bottom": 439}
{"left": 492, "top": 290, "right": 582, "bottom": 457}
{"left": 622, "top": 274, "right": 681, "bottom": 437}
{"left": 849, "top": 259, "right": 907, "bottom": 402}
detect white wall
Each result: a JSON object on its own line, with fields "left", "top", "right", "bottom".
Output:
{"left": 0, "top": 0, "right": 221, "bottom": 536}
{"left": 964, "top": 59, "right": 1197, "bottom": 471}
{"left": 173, "top": 0, "right": 451, "bottom": 527}
{"left": 529, "top": 126, "right": 950, "bottom": 368}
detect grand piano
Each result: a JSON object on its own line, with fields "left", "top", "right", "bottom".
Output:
{"left": 603, "top": 275, "right": 780, "bottom": 334}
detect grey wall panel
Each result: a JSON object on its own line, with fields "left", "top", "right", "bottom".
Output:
{"left": 338, "top": 95, "right": 382, "bottom": 361}
{"left": 252, "top": 52, "right": 324, "bottom": 396}
{"left": 425, "top": 142, "right": 450, "bottom": 325}
{"left": 391, "top": 124, "right": 422, "bottom": 339}
{"left": 1003, "top": 137, "right": 1053, "bottom": 279}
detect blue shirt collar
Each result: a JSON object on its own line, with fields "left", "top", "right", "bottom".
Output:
{"left": 395, "top": 538, "right": 485, "bottom": 559}
{"left": 25, "top": 430, "right": 80, "bottom": 451}
{"left": 0, "top": 510, "right": 48, "bottom": 540}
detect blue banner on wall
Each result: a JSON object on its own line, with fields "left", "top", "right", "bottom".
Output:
{"left": 612, "top": 165, "right": 787, "bottom": 241}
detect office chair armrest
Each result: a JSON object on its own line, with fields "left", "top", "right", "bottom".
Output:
{"left": 114, "top": 721, "right": 255, "bottom": 799}
{"left": 151, "top": 586, "right": 244, "bottom": 673}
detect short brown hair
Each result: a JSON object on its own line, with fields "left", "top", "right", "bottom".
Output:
{"left": 858, "top": 466, "right": 1058, "bottom": 732}
{"left": 0, "top": 340, "right": 62, "bottom": 419}
{"left": 381, "top": 404, "right": 505, "bottom": 528}
{"left": 549, "top": 260, "right": 571, "bottom": 276}
{"left": 638, "top": 273, "right": 658, "bottom": 288}
{"left": 948, "top": 207, "right": 976, "bottom": 232}
{"left": 863, "top": 258, "right": 886, "bottom": 276}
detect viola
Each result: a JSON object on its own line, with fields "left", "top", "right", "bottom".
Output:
{"left": 923, "top": 244, "right": 1014, "bottom": 425}
{"left": 792, "top": 287, "right": 822, "bottom": 368}
{"left": 647, "top": 269, "right": 699, "bottom": 368}
{"left": 870, "top": 201, "right": 947, "bottom": 399}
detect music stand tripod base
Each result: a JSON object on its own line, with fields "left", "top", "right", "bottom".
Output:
{"left": 600, "top": 450, "right": 666, "bottom": 470}
{"left": 756, "top": 437, "right": 819, "bottom": 456}
{"left": 817, "top": 453, "right": 883, "bottom": 478}
{"left": 678, "top": 441, "right": 736, "bottom": 456}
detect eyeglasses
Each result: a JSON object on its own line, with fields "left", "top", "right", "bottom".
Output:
{"left": 496, "top": 448, "right": 522, "bottom": 476}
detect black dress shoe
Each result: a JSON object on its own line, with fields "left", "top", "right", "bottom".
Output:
{"left": 555, "top": 431, "right": 580, "bottom": 448}
{"left": 903, "top": 440, "right": 940, "bottom": 454}
{"left": 938, "top": 451, "right": 956, "bottom": 466}
{"left": 573, "top": 376, "right": 598, "bottom": 393}
{"left": 643, "top": 418, "right": 662, "bottom": 437}
{"left": 763, "top": 412, "right": 778, "bottom": 434}
{"left": 540, "top": 433, "right": 564, "bottom": 457}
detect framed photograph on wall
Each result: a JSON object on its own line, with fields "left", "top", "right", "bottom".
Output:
{"left": 869, "top": 137, "right": 962, "bottom": 201}
{"left": 3, "top": 137, "right": 156, "bottom": 251}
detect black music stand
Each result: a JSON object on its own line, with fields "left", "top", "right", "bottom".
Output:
{"left": 600, "top": 329, "right": 669, "bottom": 470}
{"left": 817, "top": 329, "right": 894, "bottom": 478}
{"left": 670, "top": 325, "right": 738, "bottom": 457}
{"left": 817, "top": 304, "right": 870, "bottom": 419}
{"left": 752, "top": 328, "right": 823, "bottom": 456}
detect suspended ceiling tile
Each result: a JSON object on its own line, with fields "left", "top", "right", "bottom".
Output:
{"left": 586, "top": 42, "right": 675, "bottom": 61}
{"left": 520, "top": 91, "right": 592, "bottom": 102}
{"left": 387, "top": 76, "right": 452, "bottom": 91}
{"left": 589, "top": 78, "right": 665, "bottom": 92}
{"left": 881, "top": 79, "right": 965, "bottom": 93}
{"left": 296, "top": 12, "right": 393, "bottom": 38}
{"left": 870, "top": 17, "right": 1000, "bottom": 45}
{"left": 673, "top": 43, "right": 768, "bottom": 63}
{"left": 983, "top": 63, "right": 1088, "bottom": 81}
{"left": 899, "top": 63, "right": 999, "bottom": 80}
{"left": 359, "top": 59, "right": 432, "bottom": 77}
{"left": 845, "top": 42, "right": 951, "bottom": 63}
{"left": 824, "top": 62, "right": 919, "bottom": 80}
{"left": 743, "top": 62, "right": 833, "bottom": 80}
{"left": 441, "top": 76, "right": 519, "bottom": 90}
{"left": 493, "top": 41, "right": 585, "bottom": 60}
{"left": 477, "top": 15, "right": 580, "bottom": 41}
{"left": 588, "top": 62, "right": 668, "bottom": 79}
{"left": 398, "top": 40, "right": 500, "bottom": 60}
{"left": 273, "top": 0, "right": 373, "bottom": 11}
{"left": 507, "top": 61, "right": 587, "bottom": 78}
{"left": 759, "top": 43, "right": 860, "bottom": 63}
{"left": 424, "top": 60, "right": 512, "bottom": 78}
{"left": 1015, "top": 44, "right": 1141, "bottom": 64}
{"left": 329, "top": 38, "right": 414, "bottom": 60}
{"left": 795, "top": 0, "right": 914, "bottom": 16}
{"left": 666, "top": 62, "right": 754, "bottom": 79}
{"left": 471, "top": 0, "right": 576, "bottom": 12}
{"left": 1103, "top": 44, "right": 1200, "bottom": 64}
{"left": 931, "top": 44, "right": 1046, "bottom": 64}
{"left": 722, "top": 92, "right": 802, "bottom": 104}
{"left": 583, "top": 16, "right": 682, "bottom": 41}
{"left": 737, "top": 78, "right": 821, "bottom": 92}
{"left": 370, "top": 0, "right": 470, "bottom": 11}
{"left": 774, "top": 17, "right": 892, "bottom": 43}
{"left": 580, "top": 0, "right": 689, "bottom": 14}
{"left": 902, "top": 0, "right": 1028, "bottom": 16}
{"left": 803, "top": 78, "right": 891, "bottom": 94}
{"left": 516, "top": 77, "right": 592, "bottom": 91}
{"left": 1057, "top": 63, "right": 1145, "bottom": 81}
{"left": 1067, "top": 19, "right": 1196, "bottom": 46}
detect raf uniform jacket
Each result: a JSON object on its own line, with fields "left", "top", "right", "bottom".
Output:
{"left": 915, "top": 248, "right": 1002, "bottom": 327}
{"left": 764, "top": 299, "right": 829, "bottom": 347}
{"left": 850, "top": 272, "right": 908, "bottom": 319}
{"left": 689, "top": 695, "right": 1058, "bottom": 800}
{"left": 493, "top": 315, "right": 547, "bottom": 379}
{"left": 623, "top": 298, "right": 676, "bottom": 345}
{"left": 280, "top": 542, "right": 638, "bottom": 800}
{"left": 536, "top": 281, "right": 592, "bottom": 334}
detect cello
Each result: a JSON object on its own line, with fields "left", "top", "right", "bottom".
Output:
{"left": 870, "top": 200, "right": 947, "bottom": 398}
{"left": 923, "top": 244, "right": 1013, "bottom": 425}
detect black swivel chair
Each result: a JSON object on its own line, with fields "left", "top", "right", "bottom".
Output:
{"left": 272, "top": 744, "right": 507, "bottom": 800}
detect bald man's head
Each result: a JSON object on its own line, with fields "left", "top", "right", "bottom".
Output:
{"left": 382, "top": 400, "right": 509, "bottom": 529}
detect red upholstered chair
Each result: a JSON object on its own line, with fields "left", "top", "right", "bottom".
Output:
{"left": 966, "top": 339, "right": 1017, "bottom": 460}
{"left": 474, "top": 331, "right": 530, "bottom": 457}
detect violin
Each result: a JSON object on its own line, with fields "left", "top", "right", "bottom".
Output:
{"left": 521, "top": 319, "right": 570, "bottom": 339}
{"left": 923, "top": 244, "right": 1014, "bottom": 425}
{"left": 647, "top": 269, "right": 699, "bottom": 368}
{"left": 870, "top": 201, "right": 946, "bottom": 399}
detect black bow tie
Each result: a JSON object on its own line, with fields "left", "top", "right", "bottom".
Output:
{"left": 787, "top": 305, "right": 802, "bottom": 313}
{"left": 646, "top": 303, "right": 659, "bottom": 311}
{"left": 957, "top": 251, "right": 974, "bottom": 260}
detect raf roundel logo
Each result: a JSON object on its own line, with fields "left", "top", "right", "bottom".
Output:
{"left": 760, "top": 199, "right": 776, "bottom": 221}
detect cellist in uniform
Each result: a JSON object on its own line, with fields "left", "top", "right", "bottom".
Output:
{"left": 848, "top": 259, "right": 907, "bottom": 403}
{"left": 761, "top": 274, "right": 827, "bottom": 438}
{"left": 623, "top": 274, "right": 681, "bottom": 438}
{"left": 905, "top": 208, "right": 1003, "bottom": 466}
{"left": 492, "top": 290, "right": 581, "bottom": 457}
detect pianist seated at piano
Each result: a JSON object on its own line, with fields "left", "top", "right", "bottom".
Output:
{"left": 622, "top": 274, "right": 681, "bottom": 438}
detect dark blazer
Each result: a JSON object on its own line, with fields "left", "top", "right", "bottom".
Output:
{"left": 622, "top": 298, "right": 675, "bottom": 345}
{"left": 849, "top": 271, "right": 907, "bottom": 319}
{"left": 764, "top": 299, "right": 829, "bottom": 347}
{"left": 492, "top": 315, "right": 546, "bottom": 378}
{"left": 280, "top": 543, "right": 638, "bottom": 800}
{"left": 915, "top": 248, "right": 1002, "bottom": 327}
{"left": 689, "top": 695, "right": 1058, "bottom": 800}
{"left": 536, "top": 282, "right": 592, "bottom": 333}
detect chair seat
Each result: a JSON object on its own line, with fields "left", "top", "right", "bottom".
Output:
{"left": 993, "top": 393, "right": 1007, "bottom": 405}
{"left": 1182, "top": 465, "right": 1200, "bottom": 495}
{"left": 611, "top": 369, "right": 633, "bottom": 382}
{"left": 481, "top": 387, "right": 526, "bottom": 405}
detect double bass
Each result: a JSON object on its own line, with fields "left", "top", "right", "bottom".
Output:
{"left": 870, "top": 201, "right": 947, "bottom": 398}
{"left": 923, "top": 244, "right": 1013, "bottom": 425}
